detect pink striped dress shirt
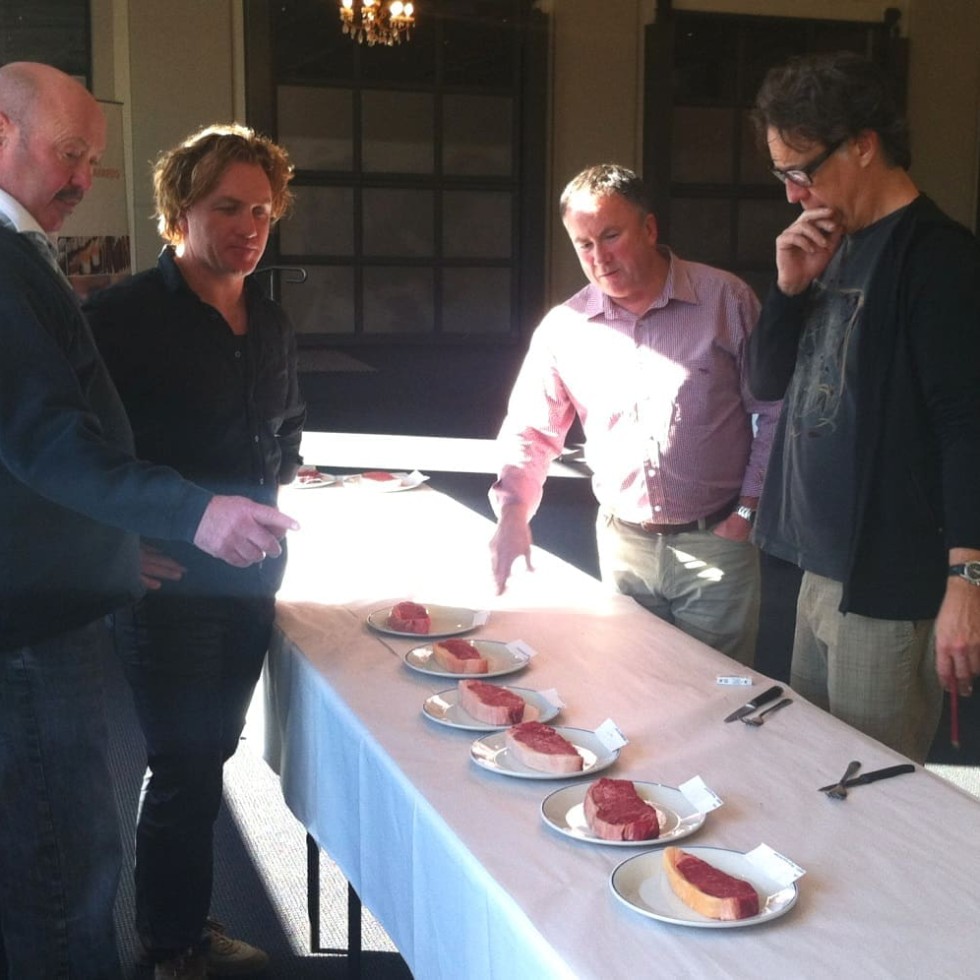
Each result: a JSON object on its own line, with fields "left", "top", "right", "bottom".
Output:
{"left": 492, "top": 250, "right": 782, "bottom": 526}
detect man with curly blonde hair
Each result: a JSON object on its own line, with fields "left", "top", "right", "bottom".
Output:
{"left": 85, "top": 123, "right": 305, "bottom": 978}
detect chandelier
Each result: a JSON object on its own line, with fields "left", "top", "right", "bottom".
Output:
{"left": 339, "top": 0, "right": 415, "bottom": 46}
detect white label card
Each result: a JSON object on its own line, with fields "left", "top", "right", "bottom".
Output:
{"left": 716, "top": 675, "right": 752, "bottom": 686}
{"left": 506, "top": 639, "right": 536, "bottom": 658}
{"left": 679, "top": 775, "right": 724, "bottom": 813}
{"left": 538, "top": 688, "right": 564, "bottom": 709}
{"left": 594, "top": 718, "right": 628, "bottom": 750}
{"left": 746, "top": 843, "right": 806, "bottom": 885}
{"left": 472, "top": 610, "right": 490, "bottom": 626}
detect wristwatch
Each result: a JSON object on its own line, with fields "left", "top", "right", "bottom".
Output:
{"left": 735, "top": 505, "right": 756, "bottom": 524}
{"left": 949, "top": 561, "right": 980, "bottom": 585}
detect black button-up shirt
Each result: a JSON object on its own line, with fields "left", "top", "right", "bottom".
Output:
{"left": 85, "top": 247, "right": 306, "bottom": 596}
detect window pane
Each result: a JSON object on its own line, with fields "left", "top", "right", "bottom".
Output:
{"left": 673, "top": 17, "right": 737, "bottom": 103}
{"left": 668, "top": 199, "right": 731, "bottom": 266}
{"left": 363, "top": 189, "right": 433, "bottom": 257}
{"left": 443, "top": 95, "right": 512, "bottom": 176}
{"left": 442, "top": 1, "right": 517, "bottom": 87}
{"left": 741, "top": 23, "right": 807, "bottom": 102}
{"left": 360, "top": 14, "right": 437, "bottom": 85}
{"left": 739, "top": 110, "right": 772, "bottom": 184}
{"left": 362, "top": 91, "right": 433, "bottom": 173}
{"left": 443, "top": 268, "right": 512, "bottom": 335}
{"left": 736, "top": 199, "right": 797, "bottom": 264}
{"left": 274, "top": 0, "right": 355, "bottom": 82}
{"left": 279, "top": 186, "right": 355, "bottom": 256}
{"left": 363, "top": 268, "right": 434, "bottom": 334}
{"left": 0, "top": 0, "right": 90, "bottom": 78}
{"left": 443, "top": 191, "right": 511, "bottom": 259}
{"left": 281, "top": 266, "right": 355, "bottom": 335}
{"left": 671, "top": 107, "right": 734, "bottom": 184}
{"left": 277, "top": 86, "right": 353, "bottom": 171}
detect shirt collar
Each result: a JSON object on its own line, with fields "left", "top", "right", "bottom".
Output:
{"left": 0, "top": 187, "right": 50, "bottom": 238}
{"left": 583, "top": 247, "right": 698, "bottom": 322}
{"left": 156, "top": 243, "right": 262, "bottom": 306}
{"left": 157, "top": 245, "right": 187, "bottom": 293}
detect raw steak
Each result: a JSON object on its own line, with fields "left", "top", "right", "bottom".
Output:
{"left": 663, "top": 847, "right": 760, "bottom": 920}
{"left": 504, "top": 722, "right": 583, "bottom": 774}
{"left": 458, "top": 680, "right": 525, "bottom": 725}
{"left": 387, "top": 601, "right": 430, "bottom": 634}
{"left": 584, "top": 778, "right": 659, "bottom": 841}
{"left": 432, "top": 639, "right": 488, "bottom": 674}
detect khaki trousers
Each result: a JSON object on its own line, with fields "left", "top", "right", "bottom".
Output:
{"left": 791, "top": 571, "right": 942, "bottom": 763}
{"left": 596, "top": 512, "right": 760, "bottom": 666}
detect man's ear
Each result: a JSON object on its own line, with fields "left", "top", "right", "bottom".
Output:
{"left": 852, "top": 129, "right": 879, "bottom": 169}
{"left": 644, "top": 211, "right": 659, "bottom": 246}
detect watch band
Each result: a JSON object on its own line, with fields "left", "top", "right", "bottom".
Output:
{"left": 949, "top": 561, "right": 980, "bottom": 585}
{"left": 735, "top": 505, "right": 756, "bottom": 524}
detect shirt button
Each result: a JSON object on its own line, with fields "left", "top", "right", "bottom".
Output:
{"left": 653, "top": 505, "right": 662, "bottom": 513}
{"left": 259, "top": 478, "right": 265, "bottom": 486}
{"left": 254, "top": 435, "right": 260, "bottom": 443}
{"left": 234, "top": 351, "right": 242, "bottom": 359}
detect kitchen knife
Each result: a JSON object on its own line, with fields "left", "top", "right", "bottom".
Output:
{"left": 818, "top": 763, "right": 915, "bottom": 792}
{"left": 723, "top": 684, "right": 784, "bottom": 723}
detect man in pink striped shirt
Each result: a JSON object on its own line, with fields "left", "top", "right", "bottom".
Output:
{"left": 490, "top": 164, "right": 781, "bottom": 664}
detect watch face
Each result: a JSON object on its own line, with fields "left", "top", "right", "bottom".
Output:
{"left": 966, "top": 561, "right": 980, "bottom": 583}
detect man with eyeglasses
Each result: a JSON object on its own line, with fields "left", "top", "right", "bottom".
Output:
{"left": 747, "top": 51, "right": 980, "bottom": 762}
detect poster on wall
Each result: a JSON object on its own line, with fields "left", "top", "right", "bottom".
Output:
{"left": 55, "top": 99, "right": 131, "bottom": 299}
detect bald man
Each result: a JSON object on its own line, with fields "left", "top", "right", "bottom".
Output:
{"left": 0, "top": 63, "right": 297, "bottom": 977}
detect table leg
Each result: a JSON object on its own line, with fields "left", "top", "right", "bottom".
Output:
{"left": 306, "top": 832, "right": 363, "bottom": 976}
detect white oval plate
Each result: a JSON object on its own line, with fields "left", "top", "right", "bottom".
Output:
{"left": 404, "top": 640, "right": 528, "bottom": 678}
{"left": 367, "top": 604, "right": 478, "bottom": 639}
{"left": 343, "top": 471, "right": 426, "bottom": 492}
{"left": 470, "top": 726, "right": 619, "bottom": 780}
{"left": 294, "top": 469, "right": 336, "bottom": 489}
{"left": 610, "top": 845, "right": 799, "bottom": 929}
{"left": 423, "top": 685, "right": 559, "bottom": 731}
{"left": 540, "top": 781, "right": 706, "bottom": 847}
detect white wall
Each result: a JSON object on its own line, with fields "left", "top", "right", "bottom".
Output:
{"left": 90, "top": 2, "right": 250, "bottom": 271}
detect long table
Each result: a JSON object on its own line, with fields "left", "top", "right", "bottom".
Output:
{"left": 265, "top": 481, "right": 980, "bottom": 978}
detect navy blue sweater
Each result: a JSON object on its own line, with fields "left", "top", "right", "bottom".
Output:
{"left": 0, "top": 229, "right": 212, "bottom": 649}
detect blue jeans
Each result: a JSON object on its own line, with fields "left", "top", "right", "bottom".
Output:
{"left": 0, "top": 620, "right": 122, "bottom": 979}
{"left": 113, "top": 594, "right": 274, "bottom": 959}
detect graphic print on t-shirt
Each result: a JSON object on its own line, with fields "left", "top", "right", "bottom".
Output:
{"left": 786, "top": 280, "right": 862, "bottom": 439}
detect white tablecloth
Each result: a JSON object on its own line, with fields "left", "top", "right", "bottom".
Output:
{"left": 266, "top": 483, "right": 980, "bottom": 979}
{"left": 298, "top": 430, "right": 586, "bottom": 477}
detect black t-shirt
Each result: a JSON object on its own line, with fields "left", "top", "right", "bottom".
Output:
{"left": 755, "top": 206, "right": 907, "bottom": 580}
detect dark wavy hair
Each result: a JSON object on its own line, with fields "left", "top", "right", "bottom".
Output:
{"left": 153, "top": 123, "right": 295, "bottom": 245}
{"left": 753, "top": 51, "right": 910, "bottom": 169}
{"left": 559, "top": 164, "right": 654, "bottom": 218}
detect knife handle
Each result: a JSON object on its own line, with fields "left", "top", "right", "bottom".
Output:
{"left": 753, "top": 684, "right": 784, "bottom": 709}
{"left": 852, "top": 763, "right": 915, "bottom": 786}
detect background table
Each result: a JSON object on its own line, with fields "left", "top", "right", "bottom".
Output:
{"left": 265, "top": 481, "right": 980, "bottom": 979}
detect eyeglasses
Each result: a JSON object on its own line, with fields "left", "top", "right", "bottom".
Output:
{"left": 770, "top": 138, "right": 845, "bottom": 188}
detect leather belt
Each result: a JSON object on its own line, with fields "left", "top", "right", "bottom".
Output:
{"left": 618, "top": 498, "right": 738, "bottom": 536}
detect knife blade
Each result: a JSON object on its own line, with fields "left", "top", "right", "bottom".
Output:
{"left": 723, "top": 683, "right": 783, "bottom": 723}
{"left": 817, "top": 763, "right": 915, "bottom": 792}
